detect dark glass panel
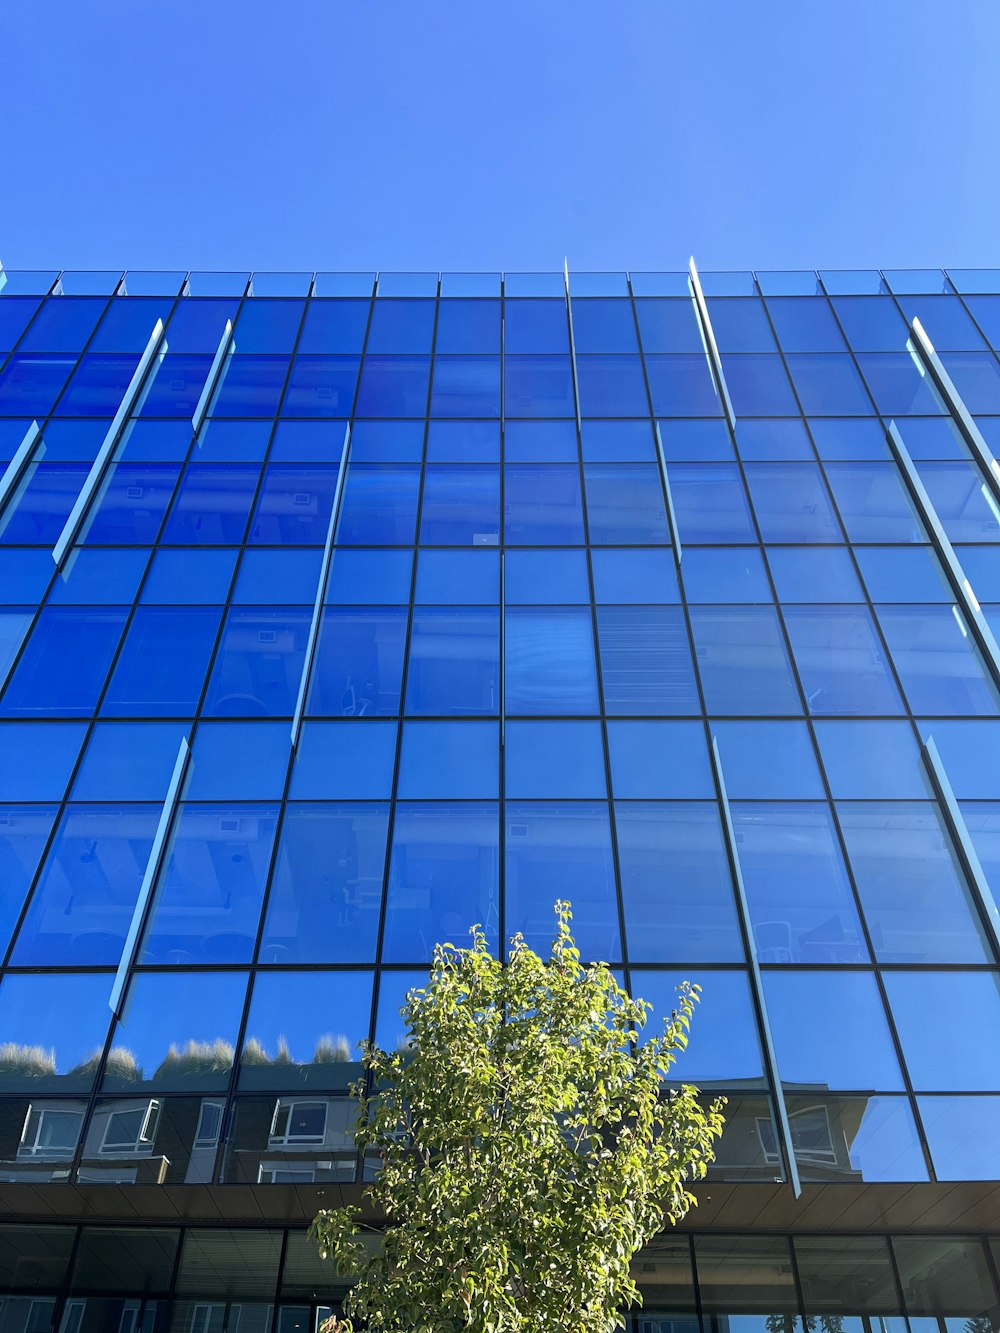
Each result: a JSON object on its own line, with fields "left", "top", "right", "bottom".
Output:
{"left": 282, "top": 356, "right": 359, "bottom": 417}
{"left": 161, "top": 464, "right": 259, "bottom": 545}
{"left": 336, "top": 463, "right": 420, "bottom": 545}
{"left": 429, "top": 356, "right": 501, "bottom": 417}
{"left": 503, "top": 356, "right": 575, "bottom": 417}
{"left": 575, "top": 355, "right": 648, "bottom": 416}
{"left": 249, "top": 464, "right": 340, "bottom": 545}
{"left": 355, "top": 355, "right": 430, "bottom": 417}
{"left": 296, "top": 300, "right": 370, "bottom": 354}
{"left": 308, "top": 607, "right": 407, "bottom": 716}
{"left": 203, "top": 608, "right": 310, "bottom": 718}
{"left": 1, "top": 608, "right": 127, "bottom": 718}
{"left": 101, "top": 607, "right": 220, "bottom": 717}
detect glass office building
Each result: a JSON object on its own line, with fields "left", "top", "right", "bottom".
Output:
{"left": 0, "top": 262, "right": 999, "bottom": 1326}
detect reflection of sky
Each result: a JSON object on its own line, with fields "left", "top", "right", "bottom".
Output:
{"left": 0, "top": 972, "right": 111, "bottom": 1072}
{"left": 242, "top": 970, "right": 373, "bottom": 1064}
{"left": 374, "top": 970, "right": 425, "bottom": 1053}
{"left": 110, "top": 971, "right": 248, "bottom": 1079}
{"left": 631, "top": 970, "right": 764, "bottom": 1085}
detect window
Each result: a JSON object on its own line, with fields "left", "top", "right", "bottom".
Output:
{"left": 757, "top": 1104, "right": 837, "bottom": 1166}
{"left": 17, "top": 1105, "right": 84, "bottom": 1159}
{"left": 195, "top": 1100, "right": 225, "bottom": 1149}
{"left": 100, "top": 1101, "right": 161, "bottom": 1154}
{"left": 269, "top": 1099, "right": 328, "bottom": 1146}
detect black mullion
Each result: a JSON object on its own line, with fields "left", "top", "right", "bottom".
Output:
{"left": 564, "top": 275, "right": 628, "bottom": 973}
{"left": 498, "top": 274, "right": 506, "bottom": 958}
{"left": 365, "top": 273, "right": 440, "bottom": 1060}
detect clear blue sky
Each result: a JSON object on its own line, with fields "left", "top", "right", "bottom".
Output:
{"left": 2, "top": 0, "right": 997, "bottom": 274}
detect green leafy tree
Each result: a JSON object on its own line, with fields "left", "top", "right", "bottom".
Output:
{"left": 310, "top": 902, "right": 725, "bottom": 1332}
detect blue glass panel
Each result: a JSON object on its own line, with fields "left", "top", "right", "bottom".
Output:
{"left": 260, "top": 803, "right": 390, "bottom": 964}
{"left": 721, "top": 355, "right": 798, "bottom": 415}
{"left": 72, "top": 721, "right": 189, "bottom": 801}
{"left": 658, "top": 418, "right": 734, "bottom": 461}
{"left": 961, "top": 802, "right": 1000, "bottom": 905}
{"left": 18, "top": 298, "right": 106, "bottom": 354}
{"left": 856, "top": 354, "right": 946, "bottom": 416}
{"left": 11, "top": 804, "right": 159, "bottom": 965}
{"left": 690, "top": 607, "right": 800, "bottom": 715}
{"left": 855, "top": 546, "right": 951, "bottom": 601}
{"left": 186, "top": 721, "right": 290, "bottom": 800}
{"left": 744, "top": 463, "right": 841, "bottom": 542}
{"left": 918, "top": 1095, "right": 1000, "bottom": 1180}
{"left": 135, "top": 355, "right": 211, "bottom": 418}
{"left": 0, "top": 356, "right": 76, "bottom": 416}
{"left": 707, "top": 298, "right": 777, "bottom": 352}
{"left": 914, "top": 460, "right": 1000, "bottom": 542}
{"left": 405, "top": 607, "right": 499, "bottom": 715}
{"left": 580, "top": 420, "right": 654, "bottom": 461}
{"left": 383, "top": 802, "right": 499, "bottom": 961}
{"left": 0, "top": 973, "right": 111, "bottom": 1093}
{"left": 505, "top": 607, "right": 598, "bottom": 714}
{"left": 419, "top": 464, "right": 500, "bottom": 545}
{"left": 162, "top": 464, "right": 259, "bottom": 544}
{"left": 765, "top": 298, "right": 846, "bottom": 353}
{"left": 355, "top": 356, "right": 430, "bottom": 417}
{"left": 412, "top": 548, "right": 507, "bottom": 609}
{"left": 0, "top": 806, "right": 58, "bottom": 956}
{"left": 434, "top": 299, "right": 501, "bottom": 354}
{"left": 713, "top": 721, "right": 825, "bottom": 799}
{"left": 790, "top": 1096, "right": 927, "bottom": 1183}
{"left": 210, "top": 355, "right": 288, "bottom": 416}
{"left": 240, "top": 969, "right": 373, "bottom": 1089}
{"left": 634, "top": 299, "right": 704, "bottom": 354}
{"left": 607, "top": 721, "right": 713, "bottom": 797}
{"left": 783, "top": 606, "right": 903, "bottom": 715}
{"left": 118, "top": 419, "right": 193, "bottom": 462}
{"left": 504, "top": 803, "right": 619, "bottom": 961}
{"left": 616, "top": 804, "right": 742, "bottom": 963}
{"left": 504, "top": 356, "right": 575, "bottom": 417}
{"left": 645, "top": 354, "right": 722, "bottom": 416}
{"left": 590, "top": 548, "right": 679, "bottom": 603}
{"left": 105, "top": 971, "right": 247, "bottom": 1093}
{"left": 838, "top": 801, "right": 990, "bottom": 964}
{"left": 892, "top": 416, "right": 968, "bottom": 461}
{"left": 250, "top": 465, "right": 340, "bottom": 546}
{"left": 824, "top": 462, "right": 925, "bottom": 543}
{"left": 429, "top": 357, "right": 501, "bottom": 417}
{"left": 504, "top": 464, "right": 584, "bottom": 544}
{"left": 46, "top": 549, "right": 146, "bottom": 605}
{"left": 283, "top": 357, "right": 360, "bottom": 417}
{"left": 0, "top": 418, "right": 35, "bottom": 462}
{"left": 203, "top": 608, "right": 310, "bottom": 718}
{"left": 938, "top": 351, "right": 1000, "bottom": 412}
{"left": 270, "top": 420, "right": 352, "bottom": 462}
{"left": 735, "top": 419, "right": 813, "bottom": 461}
{"left": 373, "top": 968, "right": 425, "bottom": 1052}
{"left": 832, "top": 296, "right": 908, "bottom": 352}
{"left": 596, "top": 606, "right": 699, "bottom": 715}
{"left": 1, "top": 608, "right": 127, "bottom": 717}
{"left": 505, "top": 720, "right": 606, "bottom": 798}
{"left": 877, "top": 604, "right": 999, "bottom": 716}
{"left": 583, "top": 464, "right": 669, "bottom": 543}
{"left": 960, "top": 546, "right": 1000, "bottom": 601}
{"left": 366, "top": 299, "right": 435, "bottom": 354}
{"left": 89, "top": 298, "right": 176, "bottom": 354}
{"left": 308, "top": 607, "right": 407, "bottom": 716}
{"left": 425, "top": 420, "right": 500, "bottom": 462}
{"left": 808, "top": 417, "right": 891, "bottom": 460}
{"left": 504, "top": 420, "right": 577, "bottom": 462}
{"left": 963, "top": 295, "right": 1000, "bottom": 347}
{"left": 733, "top": 802, "right": 867, "bottom": 963}
{"left": 571, "top": 299, "right": 638, "bottom": 353}
{"left": 141, "top": 549, "right": 238, "bottom": 604}
{"left": 668, "top": 465, "right": 755, "bottom": 543}
{"left": 885, "top": 971, "right": 1000, "bottom": 1091}
{"left": 784, "top": 354, "right": 873, "bottom": 415}
{"left": 766, "top": 546, "right": 864, "bottom": 602}
{"left": 0, "top": 298, "right": 42, "bottom": 355}
{"left": 289, "top": 721, "right": 396, "bottom": 799}
{"left": 503, "top": 300, "right": 568, "bottom": 353}
{"left": 764, "top": 971, "right": 905, "bottom": 1090}
{"left": 396, "top": 720, "right": 498, "bottom": 798}
{"left": 916, "top": 719, "right": 1000, "bottom": 797}
{"left": 296, "top": 300, "right": 370, "bottom": 354}
{"left": 81, "top": 463, "right": 179, "bottom": 544}
{"left": 814, "top": 720, "right": 930, "bottom": 799}
{"left": 0, "top": 549, "right": 53, "bottom": 602}
{"left": 102, "top": 607, "right": 221, "bottom": 717}
{"left": 139, "top": 803, "right": 279, "bottom": 964}
{"left": 632, "top": 970, "right": 764, "bottom": 1086}
{"left": 682, "top": 547, "right": 771, "bottom": 603}
{"left": 504, "top": 549, "right": 589, "bottom": 604}
{"left": 575, "top": 356, "right": 648, "bottom": 416}
{"left": 40, "top": 419, "right": 113, "bottom": 461}
{"left": 233, "top": 549, "right": 323, "bottom": 603}
{"left": 328, "top": 548, "right": 414, "bottom": 603}
{"left": 0, "top": 722, "right": 87, "bottom": 800}
{"left": 231, "top": 299, "right": 304, "bottom": 354}
{"left": 164, "top": 299, "right": 241, "bottom": 353}
{"left": 336, "top": 464, "right": 420, "bottom": 545}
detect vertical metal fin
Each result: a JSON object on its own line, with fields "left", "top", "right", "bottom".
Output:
{"left": 192, "top": 319, "right": 235, "bottom": 434}
{"left": 564, "top": 259, "right": 582, "bottom": 432}
{"left": 290, "top": 424, "right": 352, "bottom": 748}
{"left": 0, "top": 420, "right": 41, "bottom": 515}
{"left": 689, "top": 257, "right": 736, "bottom": 431}
{"left": 655, "top": 423, "right": 682, "bottom": 565}
{"left": 711, "top": 736, "right": 802, "bottom": 1198}
{"left": 109, "top": 736, "right": 191, "bottom": 1015}
{"left": 53, "top": 320, "right": 166, "bottom": 567}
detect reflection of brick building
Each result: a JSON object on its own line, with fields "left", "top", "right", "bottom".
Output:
{"left": 0, "top": 264, "right": 998, "bottom": 1327}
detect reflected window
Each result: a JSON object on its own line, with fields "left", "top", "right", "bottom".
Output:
{"left": 203, "top": 609, "right": 310, "bottom": 718}
{"left": 161, "top": 465, "right": 259, "bottom": 545}
{"left": 308, "top": 607, "right": 407, "bottom": 716}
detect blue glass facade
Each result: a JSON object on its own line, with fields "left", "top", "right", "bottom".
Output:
{"left": 0, "top": 265, "right": 999, "bottom": 1326}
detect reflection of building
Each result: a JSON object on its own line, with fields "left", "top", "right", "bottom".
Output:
{"left": 0, "top": 265, "right": 999, "bottom": 1328}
